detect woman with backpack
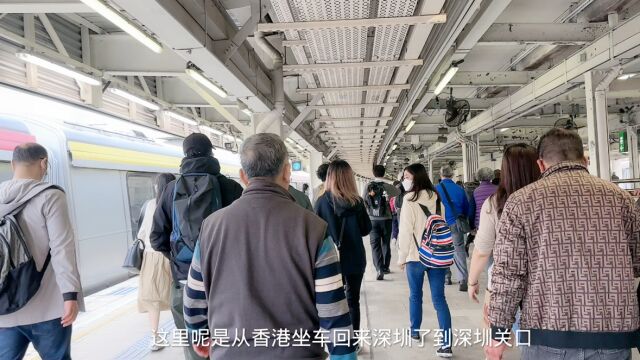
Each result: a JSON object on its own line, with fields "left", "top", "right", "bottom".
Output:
{"left": 397, "top": 163, "right": 453, "bottom": 358}
{"left": 314, "top": 160, "right": 372, "bottom": 342}
{"left": 467, "top": 144, "right": 540, "bottom": 327}
{"left": 137, "top": 173, "right": 175, "bottom": 351}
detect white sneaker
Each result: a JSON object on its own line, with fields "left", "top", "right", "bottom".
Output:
{"left": 150, "top": 333, "right": 163, "bottom": 351}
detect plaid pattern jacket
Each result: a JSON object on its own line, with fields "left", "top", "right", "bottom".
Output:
{"left": 489, "top": 162, "right": 640, "bottom": 348}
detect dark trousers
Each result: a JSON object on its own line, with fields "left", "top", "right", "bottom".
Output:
{"left": 0, "top": 318, "right": 72, "bottom": 360}
{"left": 343, "top": 273, "right": 364, "bottom": 332}
{"left": 370, "top": 219, "right": 392, "bottom": 271}
{"left": 172, "top": 282, "right": 207, "bottom": 360}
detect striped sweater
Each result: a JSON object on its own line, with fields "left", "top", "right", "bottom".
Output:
{"left": 184, "top": 237, "right": 356, "bottom": 359}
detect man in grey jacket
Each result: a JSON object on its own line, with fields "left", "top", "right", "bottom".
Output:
{"left": 0, "top": 143, "right": 83, "bottom": 360}
{"left": 363, "top": 165, "right": 400, "bottom": 280}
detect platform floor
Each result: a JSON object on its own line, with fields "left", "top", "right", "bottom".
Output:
{"left": 22, "top": 240, "right": 640, "bottom": 360}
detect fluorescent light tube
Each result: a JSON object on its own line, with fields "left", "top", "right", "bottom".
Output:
{"left": 500, "top": 127, "right": 510, "bottom": 132}
{"left": 242, "top": 108, "right": 252, "bottom": 117}
{"left": 166, "top": 111, "right": 197, "bottom": 126}
{"left": 199, "top": 125, "right": 224, "bottom": 136}
{"left": 434, "top": 66, "right": 459, "bottom": 95}
{"left": 618, "top": 73, "right": 637, "bottom": 80}
{"left": 79, "top": 0, "right": 162, "bottom": 53}
{"left": 16, "top": 52, "right": 101, "bottom": 86}
{"left": 391, "top": 144, "right": 398, "bottom": 151}
{"left": 185, "top": 68, "right": 227, "bottom": 98}
{"left": 108, "top": 88, "right": 159, "bottom": 111}
{"left": 405, "top": 120, "right": 416, "bottom": 132}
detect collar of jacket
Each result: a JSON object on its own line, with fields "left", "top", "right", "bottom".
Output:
{"left": 542, "top": 161, "right": 588, "bottom": 179}
{"left": 180, "top": 156, "right": 221, "bottom": 175}
{"left": 243, "top": 178, "right": 295, "bottom": 202}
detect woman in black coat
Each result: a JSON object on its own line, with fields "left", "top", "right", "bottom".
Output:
{"left": 314, "top": 160, "right": 372, "bottom": 334}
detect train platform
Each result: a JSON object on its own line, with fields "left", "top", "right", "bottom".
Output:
{"left": 20, "top": 242, "right": 549, "bottom": 360}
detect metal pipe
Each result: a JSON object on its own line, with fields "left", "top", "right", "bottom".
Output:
{"left": 254, "top": 31, "right": 284, "bottom": 134}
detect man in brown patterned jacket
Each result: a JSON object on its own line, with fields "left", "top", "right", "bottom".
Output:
{"left": 486, "top": 128, "right": 640, "bottom": 360}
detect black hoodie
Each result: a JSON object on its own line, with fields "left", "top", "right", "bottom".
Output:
{"left": 150, "top": 155, "right": 243, "bottom": 281}
{"left": 314, "top": 191, "right": 372, "bottom": 275}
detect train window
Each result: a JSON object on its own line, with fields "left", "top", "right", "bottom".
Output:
{"left": 0, "top": 162, "right": 11, "bottom": 183}
{"left": 126, "top": 172, "right": 156, "bottom": 239}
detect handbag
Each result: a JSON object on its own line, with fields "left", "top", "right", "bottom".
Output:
{"left": 440, "top": 183, "right": 472, "bottom": 234}
{"left": 123, "top": 200, "right": 149, "bottom": 273}
{"left": 122, "top": 238, "right": 145, "bottom": 273}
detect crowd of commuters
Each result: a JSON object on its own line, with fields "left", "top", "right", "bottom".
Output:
{"left": 1, "top": 127, "right": 639, "bottom": 360}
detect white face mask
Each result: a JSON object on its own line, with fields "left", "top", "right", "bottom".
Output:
{"left": 402, "top": 179, "right": 413, "bottom": 192}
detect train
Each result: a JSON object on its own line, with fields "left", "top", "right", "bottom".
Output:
{"left": 0, "top": 84, "right": 310, "bottom": 294}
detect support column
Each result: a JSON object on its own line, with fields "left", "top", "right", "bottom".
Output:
{"left": 428, "top": 157, "right": 434, "bottom": 181}
{"left": 309, "top": 149, "right": 323, "bottom": 199}
{"left": 462, "top": 135, "right": 479, "bottom": 182}
{"left": 585, "top": 70, "right": 618, "bottom": 180}
{"left": 251, "top": 112, "right": 284, "bottom": 137}
{"left": 628, "top": 126, "right": 639, "bottom": 178}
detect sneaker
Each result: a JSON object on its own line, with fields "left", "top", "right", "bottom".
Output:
{"left": 407, "top": 328, "right": 420, "bottom": 340}
{"left": 459, "top": 282, "right": 468, "bottom": 292}
{"left": 436, "top": 346, "right": 453, "bottom": 358}
{"left": 149, "top": 337, "right": 162, "bottom": 351}
{"left": 382, "top": 268, "right": 391, "bottom": 274}
{"left": 376, "top": 270, "right": 384, "bottom": 280}
{"left": 445, "top": 277, "right": 453, "bottom": 285}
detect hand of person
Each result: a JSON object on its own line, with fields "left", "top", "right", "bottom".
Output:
{"left": 484, "top": 339, "right": 507, "bottom": 360}
{"left": 399, "top": 263, "right": 406, "bottom": 271}
{"left": 193, "top": 343, "right": 210, "bottom": 358}
{"left": 61, "top": 300, "right": 79, "bottom": 327}
{"left": 468, "top": 282, "right": 479, "bottom": 303}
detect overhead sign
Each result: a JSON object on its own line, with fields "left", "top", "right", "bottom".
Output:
{"left": 292, "top": 160, "right": 302, "bottom": 171}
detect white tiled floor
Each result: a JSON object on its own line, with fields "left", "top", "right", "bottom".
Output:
{"left": 23, "top": 241, "right": 640, "bottom": 359}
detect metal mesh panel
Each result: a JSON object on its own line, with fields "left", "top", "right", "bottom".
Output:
{"left": 0, "top": 48, "right": 27, "bottom": 87}
{"left": 0, "top": 14, "right": 24, "bottom": 37}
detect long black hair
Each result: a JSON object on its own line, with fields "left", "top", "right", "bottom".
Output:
{"left": 404, "top": 163, "right": 436, "bottom": 202}
{"left": 155, "top": 173, "right": 176, "bottom": 205}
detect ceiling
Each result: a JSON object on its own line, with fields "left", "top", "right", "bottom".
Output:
{"left": 0, "top": 0, "right": 639, "bottom": 178}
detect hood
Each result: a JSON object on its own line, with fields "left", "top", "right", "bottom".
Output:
{"left": 0, "top": 178, "right": 45, "bottom": 207}
{"left": 180, "top": 156, "right": 220, "bottom": 175}
{"left": 326, "top": 191, "right": 361, "bottom": 217}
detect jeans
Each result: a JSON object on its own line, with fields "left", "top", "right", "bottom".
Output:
{"left": 521, "top": 346, "right": 631, "bottom": 360}
{"left": 172, "top": 282, "right": 207, "bottom": 360}
{"left": 0, "top": 318, "right": 72, "bottom": 360}
{"left": 343, "top": 273, "right": 364, "bottom": 332}
{"left": 370, "top": 219, "right": 392, "bottom": 271}
{"left": 406, "top": 262, "right": 452, "bottom": 347}
{"left": 450, "top": 224, "right": 468, "bottom": 284}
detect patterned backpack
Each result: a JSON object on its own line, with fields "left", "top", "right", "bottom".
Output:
{"left": 412, "top": 204, "right": 454, "bottom": 268}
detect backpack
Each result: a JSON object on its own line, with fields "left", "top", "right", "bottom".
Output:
{"left": 0, "top": 184, "right": 61, "bottom": 315}
{"left": 170, "top": 173, "right": 222, "bottom": 277}
{"left": 367, "top": 182, "right": 387, "bottom": 217}
{"left": 412, "top": 204, "right": 454, "bottom": 268}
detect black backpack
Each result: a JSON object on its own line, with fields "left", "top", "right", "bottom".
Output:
{"left": 170, "top": 173, "right": 222, "bottom": 277}
{"left": 0, "top": 184, "right": 61, "bottom": 315}
{"left": 367, "top": 182, "right": 387, "bottom": 217}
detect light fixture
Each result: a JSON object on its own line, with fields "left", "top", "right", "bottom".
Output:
{"left": 434, "top": 60, "right": 463, "bottom": 96}
{"left": 437, "top": 135, "right": 448, "bottom": 143}
{"left": 500, "top": 127, "right": 510, "bottom": 133}
{"left": 16, "top": 52, "right": 101, "bottom": 86}
{"left": 108, "top": 88, "right": 159, "bottom": 111}
{"left": 405, "top": 120, "right": 416, "bottom": 132}
{"left": 78, "top": 0, "right": 162, "bottom": 53}
{"left": 618, "top": 73, "right": 637, "bottom": 80}
{"left": 242, "top": 108, "right": 252, "bottom": 117}
{"left": 199, "top": 124, "right": 224, "bottom": 136}
{"left": 166, "top": 111, "right": 197, "bottom": 126}
{"left": 286, "top": 138, "right": 295, "bottom": 144}
{"left": 185, "top": 66, "right": 227, "bottom": 98}
{"left": 391, "top": 144, "right": 398, "bottom": 151}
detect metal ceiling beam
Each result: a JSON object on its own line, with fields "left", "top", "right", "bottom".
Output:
{"left": 308, "top": 103, "right": 399, "bottom": 110}
{"left": 289, "top": 93, "right": 323, "bottom": 130}
{"left": 315, "top": 116, "right": 393, "bottom": 122}
{"left": 448, "top": 71, "right": 542, "bottom": 87}
{"left": 478, "top": 22, "right": 608, "bottom": 46}
{"left": 282, "top": 40, "right": 307, "bottom": 47}
{"left": 0, "top": 0, "right": 91, "bottom": 13}
{"left": 283, "top": 60, "right": 423, "bottom": 73}
{"left": 257, "top": 14, "right": 447, "bottom": 32}
{"left": 297, "top": 84, "right": 411, "bottom": 94}
{"left": 320, "top": 126, "right": 389, "bottom": 130}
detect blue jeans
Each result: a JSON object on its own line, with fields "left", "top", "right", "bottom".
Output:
{"left": 0, "top": 318, "right": 72, "bottom": 360}
{"left": 406, "top": 262, "right": 452, "bottom": 347}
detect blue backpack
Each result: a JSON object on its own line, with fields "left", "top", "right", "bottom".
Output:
{"left": 170, "top": 173, "right": 222, "bottom": 278}
{"left": 412, "top": 204, "right": 454, "bottom": 268}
